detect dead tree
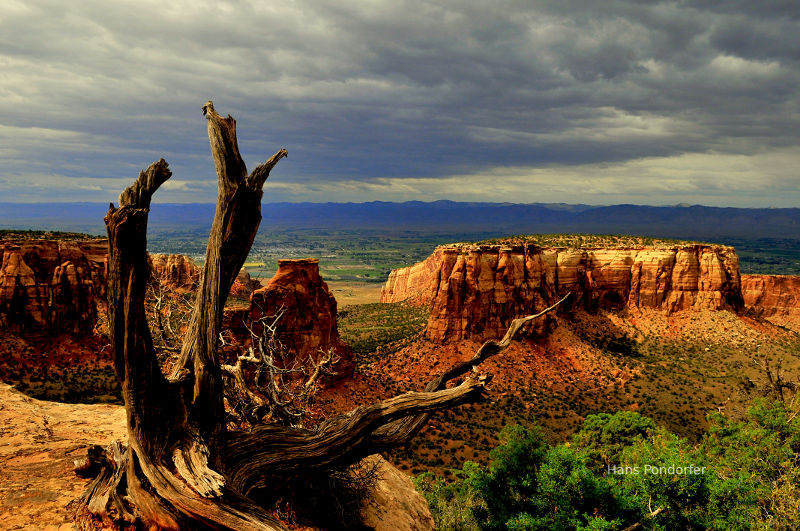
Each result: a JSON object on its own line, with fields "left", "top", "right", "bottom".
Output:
{"left": 220, "top": 307, "right": 341, "bottom": 429}
{"left": 74, "top": 101, "right": 569, "bottom": 530}
{"left": 146, "top": 265, "right": 195, "bottom": 364}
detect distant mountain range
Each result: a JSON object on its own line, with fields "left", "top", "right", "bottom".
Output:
{"left": 1, "top": 201, "right": 798, "bottom": 241}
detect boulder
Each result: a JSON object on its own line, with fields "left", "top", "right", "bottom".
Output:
{"left": 359, "top": 455, "right": 435, "bottom": 531}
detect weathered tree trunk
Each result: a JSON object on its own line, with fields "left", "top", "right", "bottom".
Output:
{"left": 74, "top": 101, "right": 568, "bottom": 530}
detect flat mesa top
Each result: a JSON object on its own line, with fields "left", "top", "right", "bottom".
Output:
{"left": 0, "top": 230, "right": 100, "bottom": 242}
{"left": 277, "top": 258, "right": 320, "bottom": 265}
{"left": 467, "top": 234, "right": 715, "bottom": 250}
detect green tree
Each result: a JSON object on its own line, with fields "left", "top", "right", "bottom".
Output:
{"left": 420, "top": 399, "right": 800, "bottom": 531}
{"left": 703, "top": 398, "right": 800, "bottom": 530}
{"left": 571, "top": 411, "right": 657, "bottom": 470}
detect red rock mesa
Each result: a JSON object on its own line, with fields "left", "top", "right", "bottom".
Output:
{"left": 382, "top": 243, "right": 747, "bottom": 342}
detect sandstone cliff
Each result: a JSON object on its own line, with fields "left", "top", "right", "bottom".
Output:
{"left": 383, "top": 243, "right": 745, "bottom": 342}
{"left": 242, "top": 258, "right": 354, "bottom": 381}
{"left": 0, "top": 239, "right": 107, "bottom": 333}
{"left": 148, "top": 253, "right": 199, "bottom": 289}
{"left": 742, "top": 274, "right": 800, "bottom": 332}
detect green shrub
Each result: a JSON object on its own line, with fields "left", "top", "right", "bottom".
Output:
{"left": 419, "top": 398, "right": 800, "bottom": 530}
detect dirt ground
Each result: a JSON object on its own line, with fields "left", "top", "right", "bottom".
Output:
{"left": 327, "top": 281, "right": 384, "bottom": 306}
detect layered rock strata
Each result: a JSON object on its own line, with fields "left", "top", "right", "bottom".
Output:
{"left": 0, "top": 239, "right": 107, "bottom": 332}
{"left": 382, "top": 243, "right": 744, "bottom": 342}
{"left": 149, "top": 253, "right": 200, "bottom": 289}
{"left": 242, "top": 258, "right": 354, "bottom": 381}
{"left": 742, "top": 274, "right": 800, "bottom": 332}
{"left": 149, "top": 253, "right": 259, "bottom": 298}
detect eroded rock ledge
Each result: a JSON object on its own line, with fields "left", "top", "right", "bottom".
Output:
{"left": 742, "top": 274, "right": 800, "bottom": 332}
{"left": 0, "top": 383, "right": 432, "bottom": 530}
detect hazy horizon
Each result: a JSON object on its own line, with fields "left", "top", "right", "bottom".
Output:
{"left": 1, "top": 199, "right": 799, "bottom": 209}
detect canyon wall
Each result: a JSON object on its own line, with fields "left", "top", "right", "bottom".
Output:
{"left": 383, "top": 243, "right": 745, "bottom": 342}
{"left": 0, "top": 239, "right": 107, "bottom": 333}
{"left": 0, "top": 237, "right": 338, "bottom": 374}
{"left": 0, "top": 244, "right": 207, "bottom": 334}
{"left": 742, "top": 274, "right": 800, "bottom": 332}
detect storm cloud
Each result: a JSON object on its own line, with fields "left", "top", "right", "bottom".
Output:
{"left": 1, "top": 0, "right": 798, "bottom": 206}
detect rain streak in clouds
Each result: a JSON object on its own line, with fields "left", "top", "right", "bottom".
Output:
{"left": 0, "top": 0, "right": 798, "bottom": 206}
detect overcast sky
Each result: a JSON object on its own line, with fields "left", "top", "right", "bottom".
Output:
{"left": 1, "top": 0, "right": 798, "bottom": 206}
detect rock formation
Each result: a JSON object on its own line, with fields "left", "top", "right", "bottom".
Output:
{"left": 246, "top": 258, "right": 354, "bottom": 381}
{"left": 230, "top": 267, "right": 261, "bottom": 299}
{"left": 359, "top": 454, "right": 436, "bottom": 530}
{"left": 148, "top": 253, "right": 200, "bottom": 289}
{"left": 148, "top": 253, "right": 259, "bottom": 298}
{"left": 0, "top": 239, "right": 106, "bottom": 333}
{"left": 383, "top": 243, "right": 745, "bottom": 342}
{"left": 51, "top": 261, "right": 100, "bottom": 334}
{"left": 742, "top": 274, "right": 800, "bottom": 332}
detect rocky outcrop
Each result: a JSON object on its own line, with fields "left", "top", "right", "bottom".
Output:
{"left": 381, "top": 255, "right": 444, "bottom": 306}
{"left": 0, "top": 238, "right": 263, "bottom": 335}
{"left": 0, "top": 250, "right": 48, "bottom": 329}
{"left": 148, "top": 253, "right": 259, "bottom": 298}
{"left": 0, "top": 383, "right": 432, "bottom": 530}
{"left": 248, "top": 258, "right": 354, "bottom": 381}
{"left": 742, "top": 274, "right": 800, "bottom": 332}
{"left": 360, "top": 455, "right": 435, "bottom": 531}
{"left": 51, "top": 261, "right": 100, "bottom": 334}
{"left": 149, "top": 253, "right": 200, "bottom": 289}
{"left": 0, "top": 239, "right": 107, "bottom": 333}
{"left": 383, "top": 243, "right": 744, "bottom": 342}
{"left": 230, "top": 268, "right": 261, "bottom": 299}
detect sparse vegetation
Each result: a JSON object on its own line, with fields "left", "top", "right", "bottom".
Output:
{"left": 0, "top": 229, "right": 101, "bottom": 240}
{"left": 0, "top": 331, "right": 120, "bottom": 404}
{"left": 338, "top": 301, "right": 429, "bottom": 365}
{"left": 475, "top": 233, "right": 710, "bottom": 248}
{"left": 367, "top": 308, "right": 800, "bottom": 477}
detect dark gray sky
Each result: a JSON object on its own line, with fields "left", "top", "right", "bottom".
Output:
{"left": 1, "top": 0, "right": 798, "bottom": 206}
